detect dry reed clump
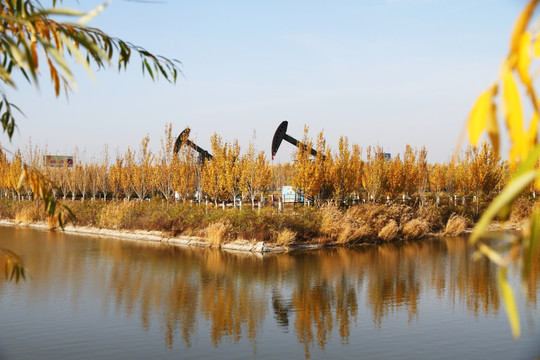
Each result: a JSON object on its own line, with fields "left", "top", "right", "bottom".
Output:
{"left": 378, "top": 220, "right": 399, "bottom": 242}
{"left": 14, "top": 205, "right": 41, "bottom": 224}
{"left": 386, "top": 204, "right": 414, "bottom": 226}
{"left": 444, "top": 214, "right": 468, "bottom": 236}
{"left": 346, "top": 204, "right": 407, "bottom": 241}
{"left": 334, "top": 223, "right": 371, "bottom": 244}
{"left": 509, "top": 198, "right": 532, "bottom": 223}
{"left": 336, "top": 224, "right": 353, "bottom": 244}
{"left": 402, "top": 219, "right": 429, "bottom": 240}
{"left": 276, "top": 228, "right": 297, "bottom": 247}
{"left": 47, "top": 214, "right": 59, "bottom": 229}
{"left": 320, "top": 204, "right": 346, "bottom": 237}
{"left": 344, "top": 204, "right": 367, "bottom": 220}
{"left": 320, "top": 204, "right": 363, "bottom": 244}
{"left": 339, "top": 204, "right": 409, "bottom": 243}
{"left": 321, "top": 204, "right": 378, "bottom": 244}
{"left": 205, "top": 222, "right": 231, "bottom": 247}
{"left": 415, "top": 205, "right": 443, "bottom": 231}
{"left": 98, "top": 202, "right": 135, "bottom": 229}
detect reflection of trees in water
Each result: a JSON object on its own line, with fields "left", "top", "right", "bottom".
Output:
{"left": 288, "top": 250, "right": 360, "bottom": 358}
{"left": 444, "top": 237, "right": 500, "bottom": 318}
{"left": 272, "top": 289, "right": 292, "bottom": 328}
{"left": 1, "top": 229, "right": 539, "bottom": 358}
{"left": 198, "top": 250, "right": 267, "bottom": 347}
{"left": 98, "top": 243, "right": 270, "bottom": 349}
{"left": 365, "top": 244, "right": 421, "bottom": 327}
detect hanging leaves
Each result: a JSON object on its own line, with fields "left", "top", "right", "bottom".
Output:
{"left": 502, "top": 66, "right": 528, "bottom": 162}
{"left": 465, "top": 0, "right": 540, "bottom": 340}
{"left": 1, "top": 247, "right": 26, "bottom": 283}
{"left": 0, "top": 0, "right": 182, "bottom": 140}
{"left": 467, "top": 85, "right": 498, "bottom": 153}
{"left": 498, "top": 268, "right": 520, "bottom": 339}
{"left": 517, "top": 31, "right": 532, "bottom": 87}
{"left": 509, "top": 0, "right": 539, "bottom": 57}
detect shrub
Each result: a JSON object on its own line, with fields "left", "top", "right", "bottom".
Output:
{"left": 276, "top": 228, "right": 296, "bottom": 246}
{"left": 402, "top": 219, "right": 429, "bottom": 240}
{"left": 444, "top": 214, "right": 468, "bottom": 236}
{"left": 509, "top": 197, "right": 532, "bottom": 223}
{"left": 98, "top": 201, "right": 133, "bottom": 229}
{"left": 320, "top": 204, "right": 345, "bottom": 237}
{"left": 14, "top": 203, "right": 42, "bottom": 224}
{"left": 378, "top": 220, "right": 399, "bottom": 241}
{"left": 205, "top": 222, "right": 231, "bottom": 247}
{"left": 0, "top": 198, "right": 17, "bottom": 218}
{"left": 415, "top": 205, "right": 443, "bottom": 232}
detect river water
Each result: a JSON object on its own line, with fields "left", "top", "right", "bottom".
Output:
{"left": 0, "top": 225, "right": 538, "bottom": 359}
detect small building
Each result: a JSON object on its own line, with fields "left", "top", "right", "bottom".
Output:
{"left": 282, "top": 186, "right": 303, "bottom": 203}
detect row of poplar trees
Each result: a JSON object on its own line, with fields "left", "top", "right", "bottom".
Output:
{"left": 275, "top": 127, "right": 506, "bottom": 206}
{"left": 0, "top": 124, "right": 507, "bottom": 207}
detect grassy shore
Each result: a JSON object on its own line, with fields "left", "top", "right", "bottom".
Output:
{"left": 0, "top": 197, "right": 532, "bottom": 247}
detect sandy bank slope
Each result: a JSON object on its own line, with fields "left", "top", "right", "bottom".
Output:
{"left": 0, "top": 220, "right": 326, "bottom": 254}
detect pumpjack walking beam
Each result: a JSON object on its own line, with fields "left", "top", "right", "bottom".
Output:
{"left": 271, "top": 121, "right": 319, "bottom": 160}
{"left": 174, "top": 127, "right": 213, "bottom": 162}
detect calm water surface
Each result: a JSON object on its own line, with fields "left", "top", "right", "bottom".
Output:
{"left": 0, "top": 226, "right": 539, "bottom": 359}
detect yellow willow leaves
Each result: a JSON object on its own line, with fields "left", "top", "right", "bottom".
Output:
{"left": 18, "top": 164, "right": 47, "bottom": 200}
{"left": 529, "top": 111, "right": 539, "bottom": 158}
{"left": 498, "top": 267, "right": 520, "bottom": 339}
{"left": 468, "top": 1, "right": 540, "bottom": 162}
{"left": 502, "top": 67, "right": 529, "bottom": 162}
{"left": 466, "top": 2, "right": 540, "bottom": 341}
{"left": 467, "top": 86, "right": 498, "bottom": 152}
{"left": 517, "top": 31, "right": 532, "bottom": 87}
{"left": 509, "top": 0, "right": 539, "bottom": 57}
{"left": 1, "top": 248, "right": 25, "bottom": 283}
{"left": 17, "top": 164, "right": 73, "bottom": 228}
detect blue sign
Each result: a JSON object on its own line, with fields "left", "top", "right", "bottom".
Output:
{"left": 282, "top": 186, "right": 303, "bottom": 203}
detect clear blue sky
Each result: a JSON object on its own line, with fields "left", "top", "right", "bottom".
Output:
{"left": 5, "top": 0, "right": 527, "bottom": 163}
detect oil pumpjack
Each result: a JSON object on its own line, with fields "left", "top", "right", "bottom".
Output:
{"left": 271, "top": 120, "right": 320, "bottom": 160}
{"left": 271, "top": 120, "right": 328, "bottom": 204}
{"left": 173, "top": 127, "right": 213, "bottom": 162}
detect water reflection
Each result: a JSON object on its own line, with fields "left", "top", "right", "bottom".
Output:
{"left": 0, "top": 228, "right": 539, "bottom": 359}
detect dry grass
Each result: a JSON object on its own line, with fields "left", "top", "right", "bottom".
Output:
{"left": 205, "top": 222, "right": 231, "bottom": 247}
{"left": 444, "top": 214, "right": 468, "bottom": 236}
{"left": 509, "top": 198, "right": 532, "bottom": 223}
{"left": 350, "top": 225, "right": 371, "bottom": 242}
{"left": 276, "top": 228, "right": 297, "bottom": 246}
{"left": 2, "top": 197, "right": 489, "bottom": 245}
{"left": 378, "top": 220, "right": 399, "bottom": 241}
{"left": 336, "top": 224, "right": 353, "bottom": 244}
{"left": 14, "top": 205, "right": 41, "bottom": 224}
{"left": 320, "top": 204, "right": 345, "bottom": 237}
{"left": 335, "top": 224, "right": 372, "bottom": 244}
{"left": 322, "top": 204, "right": 415, "bottom": 244}
{"left": 321, "top": 204, "right": 377, "bottom": 244}
{"left": 47, "top": 214, "right": 59, "bottom": 229}
{"left": 98, "top": 201, "right": 136, "bottom": 229}
{"left": 402, "top": 219, "right": 429, "bottom": 240}
{"left": 416, "top": 205, "right": 443, "bottom": 231}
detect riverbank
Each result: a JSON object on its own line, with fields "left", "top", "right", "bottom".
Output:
{"left": 0, "top": 198, "right": 531, "bottom": 253}
{"left": 0, "top": 219, "right": 324, "bottom": 253}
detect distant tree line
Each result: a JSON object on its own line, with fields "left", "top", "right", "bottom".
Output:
{"left": 0, "top": 124, "right": 510, "bottom": 209}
